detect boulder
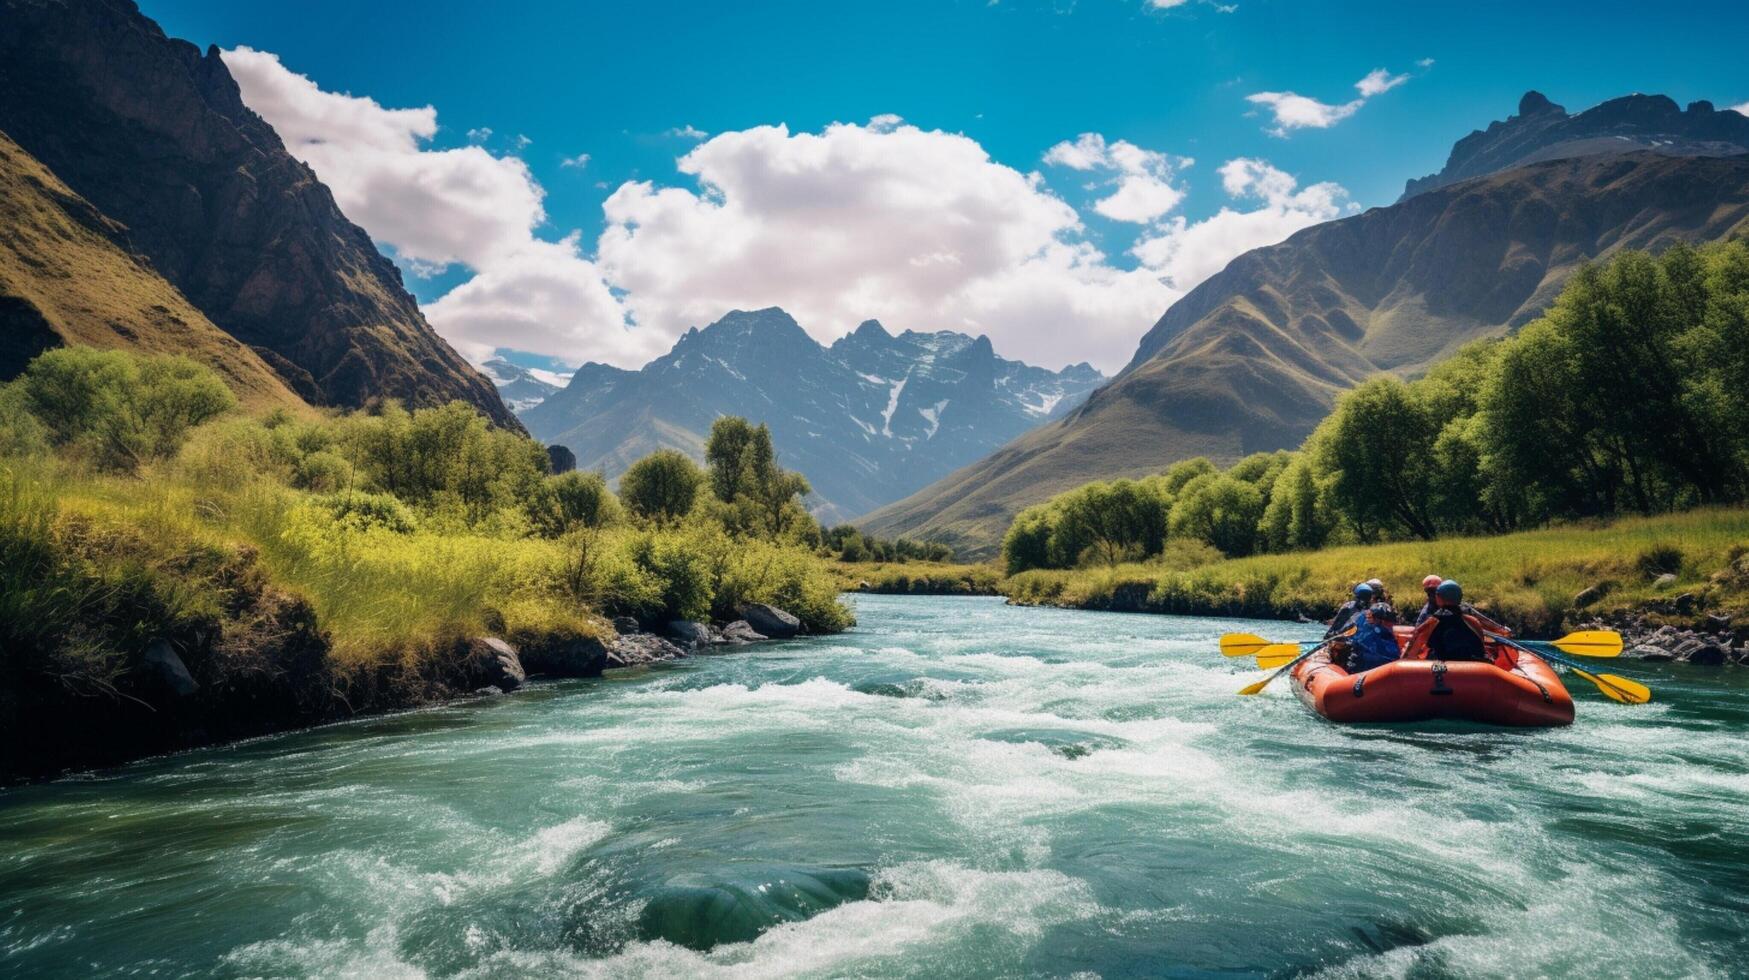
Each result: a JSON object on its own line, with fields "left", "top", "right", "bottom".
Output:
{"left": 141, "top": 639, "right": 199, "bottom": 697}
{"left": 1687, "top": 642, "right": 1730, "bottom": 666}
{"left": 666, "top": 621, "right": 713, "bottom": 651}
{"left": 461, "top": 637, "right": 527, "bottom": 692}
{"left": 1573, "top": 585, "right": 1606, "bottom": 608}
{"left": 608, "top": 633, "right": 687, "bottom": 669}
{"left": 1630, "top": 644, "right": 1675, "bottom": 662}
{"left": 1652, "top": 572, "right": 1678, "bottom": 589}
{"left": 518, "top": 635, "right": 609, "bottom": 678}
{"left": 738, "top": 603, "right": 801, "bottom": 639}
{"left": 1674, "top": 592, "right": 1697, "bottom": 613}
{"left": 1706, "top": 613, "right": 1733, "bottom": 631}
{"left": 1671, "top": 637, "right": 1707, "bottom": 660}
{"left": 716, "top": 621, "right": 768, "bottom": 645}
{"left": 612, "top": 616, "right": 642, "bottom": 635}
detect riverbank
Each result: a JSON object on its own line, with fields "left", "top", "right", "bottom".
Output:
{"left": 833, "top": 559, "right": 1003, "bottom": 595}
{"left": 877, "top": 509, "right": 1749, "bottom": 659}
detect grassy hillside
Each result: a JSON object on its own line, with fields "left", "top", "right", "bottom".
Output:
{"left": 0, "top": 131, "right": 307, "bottom": 412}
{"left": 1003, "top": 508, "right": 1749, "bottom": 635}
{"left": 863, "top": 153, "right": 1749, "bottom": 556}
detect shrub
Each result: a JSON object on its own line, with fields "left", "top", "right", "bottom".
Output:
{"left": 320, "top": 492, "right": 418, "bottom": 534}
{"left": 17, "top": 347, "right": 236, "bottom": 470}
{"left": 1635, "top": 543, "right": 1684, "bottom": 579}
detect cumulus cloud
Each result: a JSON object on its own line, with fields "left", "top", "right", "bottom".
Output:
{"left": 1131, "top": 158, "right": 1348, "bottom": 290}
{"left": 223, "top": 47, "right": 648, "bottom": 366}
{"left": 1732, "top": 101, "right": 1749, "bottom": 116}
{"left": 1044, "top": 133, "right": 1189, "bottom": 223}
{"left": 595, "top": 120, "right": 1173, "bottom": 371}
{"left": 226, "top": 50, "right": 1352, "bottom": 375}
{"left": 1247, "top": 66, "right": 1412, "bottom": 136}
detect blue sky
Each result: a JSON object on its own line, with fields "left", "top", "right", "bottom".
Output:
{"left": 144, "top": 0, "right": 1749, "bottom": 373}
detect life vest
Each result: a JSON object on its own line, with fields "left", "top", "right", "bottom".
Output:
{"left": 1424, "top": 606, "right": 1487, "bottom": 662}
{"left": 1348, "top": 607, "right": 1402, "bottom": 671}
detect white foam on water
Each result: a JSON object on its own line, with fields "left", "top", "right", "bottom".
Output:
{"left": 456, "top": 861, "right": 1101, "bottom": 979}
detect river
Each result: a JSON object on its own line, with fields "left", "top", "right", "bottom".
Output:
{"left": 2, "top": 595, "right": 1746, "bottom": 978}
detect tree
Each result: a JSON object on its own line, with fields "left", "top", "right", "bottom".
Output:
{"left": 1315, "top": 378, "right": 1441, "bottom": 540}
{"left": 531, "top": 470, "right": 621, "bottom": 536}
{"left": 1168, "top": 473, "right": 1264, "bottom": 556}
{"left": 1002, "top": 505, "right": 1058, "bottom": 574}
{"left": 619, "top": 450, "right": 703, "bottom": 523}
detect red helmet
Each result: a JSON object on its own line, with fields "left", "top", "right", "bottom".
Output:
{"left": 1421, "top": 574, "right": 1443, "bottom": 590}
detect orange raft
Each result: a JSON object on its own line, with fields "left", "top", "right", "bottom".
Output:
{"left": 1290, "top": 627, "right": 1574, "bottom": 727}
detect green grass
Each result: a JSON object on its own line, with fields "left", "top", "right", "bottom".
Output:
{"left": 1002, "top": 508, "right": 1749, "bottom": 632}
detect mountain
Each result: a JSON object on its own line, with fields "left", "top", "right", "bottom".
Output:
{"left": 0, "top": 0, "right": 516, "bottom": 427}
{"left": 0, "top": 131, "right": 306, "bottom": 410}
{"left": 481, "top": 357, "right": 566, "bottom": 413}
{"left": 520, "top": 308, "right": 1105, "bottom": 522}
{"left": 1401, "top": 91, "right": 1749, "bottom": 201}
{"left": 863, "top": 150, "right": 1749, "bottom": 557}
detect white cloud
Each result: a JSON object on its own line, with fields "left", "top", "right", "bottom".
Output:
{"left": 466, "top": 126, "right": 492, "bottom": 143}
{"left": 667, "top": 124, "right": 708, "bottom": 140}
{"left": 1131, "top": 158, "right": 1348, "bottom": 291}
{"left": 1354, "top": 68, "right": 1410, "bottom": 98}
{"left": 561, "top": 153, "right": 591, "bottom": 169}
{"left": 596, "top": 121, "right": 1173, "bottom": 371}
{"left": 1043, "top": 133, "right": 1188, "bottom": 223}
{"left": 223, "top": 47, "right": 647, "bottom": 367}
{"left": 1416, "top": 57, "right": 1436, "bottom": 69}
{"left": 1246, "top": 66, "right": 1413, "bottom": 136}
{"left": 1732, "top": 101, "right": 1749, "bottom": 116}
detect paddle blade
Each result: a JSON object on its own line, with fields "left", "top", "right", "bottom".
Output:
{"left": 1256, "top": 653, "right": 1300, "bottom": 669}
{"left": 1254, "top": 644, "right": 1303, "bottom": 669}
{"left": 1236, "top": 677, "right": 1272, "bottom": 696}
{"left": 1550, "top": 630, "right": 1624, "bottom": 658}
{"left": 1220, "top": 633, "right": 1272, "bottom": 657}
{"left": 1578, "top": 669, "right": 1651, "bottom": 704}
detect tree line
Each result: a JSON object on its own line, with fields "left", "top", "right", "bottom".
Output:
{"left": 1003, "top": 239, "right": 1749, "bottom": 573}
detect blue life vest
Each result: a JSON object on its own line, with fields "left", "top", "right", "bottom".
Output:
{"left": 1348, "top": 607, "right": 1401, "bottom": 671}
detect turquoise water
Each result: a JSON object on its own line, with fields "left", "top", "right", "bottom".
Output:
{"left": 3, "top": 595, "right": 1747, "bottom": 978}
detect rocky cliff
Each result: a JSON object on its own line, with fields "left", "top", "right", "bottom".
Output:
{"left": 0, "top": 0, "right": 516, "bottom": 426}
{"left": 0, "top": 130, "right": 307, "bottom": 410}
{"left": 1401, "top": 91, "right": 1749, "bottom": 201}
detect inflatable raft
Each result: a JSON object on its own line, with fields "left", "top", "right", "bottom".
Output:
{"left": 1291, "top": 628, "right": 1574, "bottom": 727}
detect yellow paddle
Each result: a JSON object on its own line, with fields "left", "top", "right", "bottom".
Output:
{"left": 1220, "top": 633, "right": 1325, "bottom": 657}
{"left": 1219, "top": 633, "right": 1274, "bottom": 657}
{"left": 1254, "top": 644, "right": 1303, "bottom": 669}
{"left": 1507, "top": 638, "right": 1650, "bottom": 704}
{"left": 1541, "top": 630, "right": 1624, "bottom": 658}
{"left": 1238, "top": 631, "right": 1350, "bottom": 696}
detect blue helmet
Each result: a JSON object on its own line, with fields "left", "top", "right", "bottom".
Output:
{"left": 1353, "top": 582, "right": 1375, "bottom": 600}
{"left": 1435, "top": 579, "right": 1462, "bottom": 605}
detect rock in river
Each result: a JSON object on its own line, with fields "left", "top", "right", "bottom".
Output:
{"left": 666, "top": 621, "right": 713, "bottom": 651}
{"left": 716, "top": 621, "right": 768, "bottom": 645}
{"left": 738, "top": 603, "right": 801, "bottom": 639}
{"left": 460, "top": 637, "right": 527, "bottom": 692}
{"left": 609, "top": 633, "right": 687, "bottom": 668}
